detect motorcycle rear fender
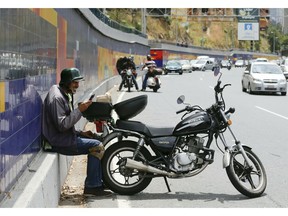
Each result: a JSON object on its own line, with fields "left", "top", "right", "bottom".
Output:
{"left": 222, "top": 144, "right": 252, "bottom": 168}
{"left": 102, "top": 131, "right": 123, "bottom": 147}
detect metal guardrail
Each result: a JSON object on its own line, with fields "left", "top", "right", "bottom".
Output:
{"left": 148, "top": 39, "right": 276, "bottom": 56}
{"left": 89, "top": 9, "right": 147, "bottom": 38}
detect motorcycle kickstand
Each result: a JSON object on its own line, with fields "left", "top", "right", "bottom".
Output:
{"left": 163, "top": 176, "right": 171, "bottom": 192}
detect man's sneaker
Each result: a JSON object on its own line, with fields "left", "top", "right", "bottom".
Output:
{"left": 83, "top": 187, "right": 112, "bottom": 197}
{"left": 140, "top": 89, "right": 146, "bottom": 91}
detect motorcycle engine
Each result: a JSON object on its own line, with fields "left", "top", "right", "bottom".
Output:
{"left": 171, "top": 136, "right": 205, "bottom": 172}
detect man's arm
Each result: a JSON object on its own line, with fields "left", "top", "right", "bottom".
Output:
{"left": 49, "top": 97, "right": 84, "bottom": 132}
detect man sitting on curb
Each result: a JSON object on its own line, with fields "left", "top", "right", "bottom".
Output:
{"left": 42, "top": 67, "right": 112, "bottom": 197}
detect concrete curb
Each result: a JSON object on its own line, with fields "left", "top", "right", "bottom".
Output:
{"left": 0, "top": 152, "right": 71, "bottom": 208}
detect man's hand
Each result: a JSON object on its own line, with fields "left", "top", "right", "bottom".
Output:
{"left": 78, "top": 100, "right": 92, "bottom": 112}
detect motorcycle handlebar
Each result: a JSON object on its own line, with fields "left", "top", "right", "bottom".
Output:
{"left": 176, "top": 106, "right": 195, "bottom": 114}
{"left": 225, "top": 107, "right": 235, "bottom": 115}
{"left": 176, "top": 108, "right": 187, "bottom": 114}
{"left": 214, "top": 81, "right": 231, "bottom": 94}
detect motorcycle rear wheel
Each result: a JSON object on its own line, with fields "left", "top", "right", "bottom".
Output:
{"left": 102, "top": 140, "right": 153, "bottom": 195}
{"left": 153, "top": 87, "right": 158, "bottom": 92}
{"left": 226, "top": 146, "right": 267, "bottom": 198}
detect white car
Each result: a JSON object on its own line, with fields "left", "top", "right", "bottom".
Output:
{"left": 235, "top": 60, "right": 245, "bottom": 67}
{"left": 241, "top": 62, "right": 287, "bottom": 95}
{"left": 280, "top": 58, "right": 288, "bottom": 80}
{"left": 179, "top": 59, "right": 192, "bottom": 73}
{"left": 280, "top": 65, "right": 288, "bottom": 81}
{"left": 255, "top": 58, "right": 268, "bottom": 62}
{"left": 192, "top": 59, "right": 215, "bottom": 71}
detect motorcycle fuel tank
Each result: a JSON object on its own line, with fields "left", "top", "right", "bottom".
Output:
{"left": 173, "top": 111, "right": 212, "bottom": 135}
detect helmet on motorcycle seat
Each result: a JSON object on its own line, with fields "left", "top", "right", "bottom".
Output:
{"left": 60, "top": 68, "right": 84, "bottom": 86}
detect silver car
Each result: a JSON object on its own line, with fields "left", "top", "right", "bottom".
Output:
{"left": 179, "top": 59, "right": 192, "bottom": 73}
{"left": 280, "top": 65, "right": 288, "bottom": 81}
{"left": 192, "top": 59, "right": 215, "bottom": 71}
{"left": 241, "top": 62, "right": 287, "bottom": 95}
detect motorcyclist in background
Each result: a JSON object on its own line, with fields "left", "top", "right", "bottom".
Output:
{"left": 117, "top": 56, "right": 139, "bottom": 91}
{"left": 141, "top": 54, "right": 152, "bottom": 70}
{"left": 141, "top": 61, "right": 158, "bottom": 91}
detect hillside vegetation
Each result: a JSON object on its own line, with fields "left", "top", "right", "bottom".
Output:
{"left": 106, "top": 9, "right": 272, "bottom": 53}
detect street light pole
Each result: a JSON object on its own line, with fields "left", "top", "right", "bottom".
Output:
{"left": 273, "top": 34, "right": 276, "bottom": 53}
{"left": 275, "top": 37, "right": 278, "bottom": 54}
{"left": 271, "top": 31, "right": 276, "bottom": 53}
{"left": 141, "top": 8, "right": 146, "bottom": 34}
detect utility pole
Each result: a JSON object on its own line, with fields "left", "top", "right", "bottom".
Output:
{"left": 141, "top": 8, "right": 147, "bottom": 34}
{"left": 271, "top": 31, "right": 276, "bottom": 53}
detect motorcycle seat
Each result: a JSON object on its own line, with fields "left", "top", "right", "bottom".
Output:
{"left": 116, "top": 120, "right": 174, "bottom": 137}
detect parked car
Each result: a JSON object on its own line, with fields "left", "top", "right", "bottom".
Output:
{"left": 192, "top": 59, "right": 215, "bottom": 71}
{"left": 163, "top": 60, "right": 183, "bottom": 75}
{"left": 179, "top": 59, "right": 192, "bottom": 73}
{"left": 241, "top": 62, "right": 287, "bottom": 95}
{"left": 235, "top": 59, "right": 245, "bottom": 67}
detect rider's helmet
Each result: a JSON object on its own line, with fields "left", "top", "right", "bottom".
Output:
{"left": 59, "top": 68, "right": 84, "bottom": 88}
{"left": 128, "top": 55, "right": 134, "bottom": 62}
{"left": 147, "top": 54, "right": 152, "bottom": 61}
{"left": 146, "top": 60, "right": 156, "bottom": 68}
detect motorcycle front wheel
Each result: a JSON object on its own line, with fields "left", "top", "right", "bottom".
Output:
{"left": 226, "top": 146, "right": 267, "bottom": 198}
{"left": 102, "top": 140, "right": 153, "bottom": 195}
{"left": 127, "top": 79, "right": 131, "bottom": 92}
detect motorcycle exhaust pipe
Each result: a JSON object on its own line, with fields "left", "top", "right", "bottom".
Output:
{"left": 125, "top": 158, "right": 176, "bottom": 177}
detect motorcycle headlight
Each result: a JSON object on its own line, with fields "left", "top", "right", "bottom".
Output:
{"left": 126, "top": 69, "right": 132, "bottom": 76}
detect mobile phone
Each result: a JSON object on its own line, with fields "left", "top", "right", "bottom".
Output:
{"left": 89, "top": 94, "right": 95, "bottom": 101}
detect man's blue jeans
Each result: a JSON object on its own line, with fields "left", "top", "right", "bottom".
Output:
{"left": 51, "top": 137, "right": 103, "bottom": 188}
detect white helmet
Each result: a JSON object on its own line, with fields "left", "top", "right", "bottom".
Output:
{"left": 146, "top": 60, "right": 156, "bottom": 68}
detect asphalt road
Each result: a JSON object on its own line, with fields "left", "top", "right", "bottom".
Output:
{"left": 84, "top": 67, "right": 288, "bottom": 209}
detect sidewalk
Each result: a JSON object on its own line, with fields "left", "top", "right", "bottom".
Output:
{"left": 58, "top": 121, "right": 99, "bottom": 208}
{"left": 58, "top": 154, "right": 88, "bottom": 208}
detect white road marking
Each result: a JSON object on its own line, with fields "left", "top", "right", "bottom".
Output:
{"left": 255, "top": 106, "right": 288, "bottom": 121}
{"left": 117, "top": 196, "right": 131, "bottom": 208}
{"left": 113, "top": 91, "right": 132, "bottom": 208}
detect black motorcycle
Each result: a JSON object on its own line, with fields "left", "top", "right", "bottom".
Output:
{"left": 120, "top": 69, "right": 135, "bottom": 92}
{"left": 227, "top": 62, "right": 232, "bottom": 70}
{"left": 87, "top": 69, "right": 267, "bottom": 198}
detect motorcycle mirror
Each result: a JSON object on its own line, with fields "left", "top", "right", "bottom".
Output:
{"left": 177, "top": 95, "right": 185, "bottom": 104}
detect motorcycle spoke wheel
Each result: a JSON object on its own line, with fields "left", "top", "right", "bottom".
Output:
{"left": 102, "top": 141, "right": 153, "bottom": 195}
{"left": 226, "top": 146, "right": 267, "bottom": 198}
